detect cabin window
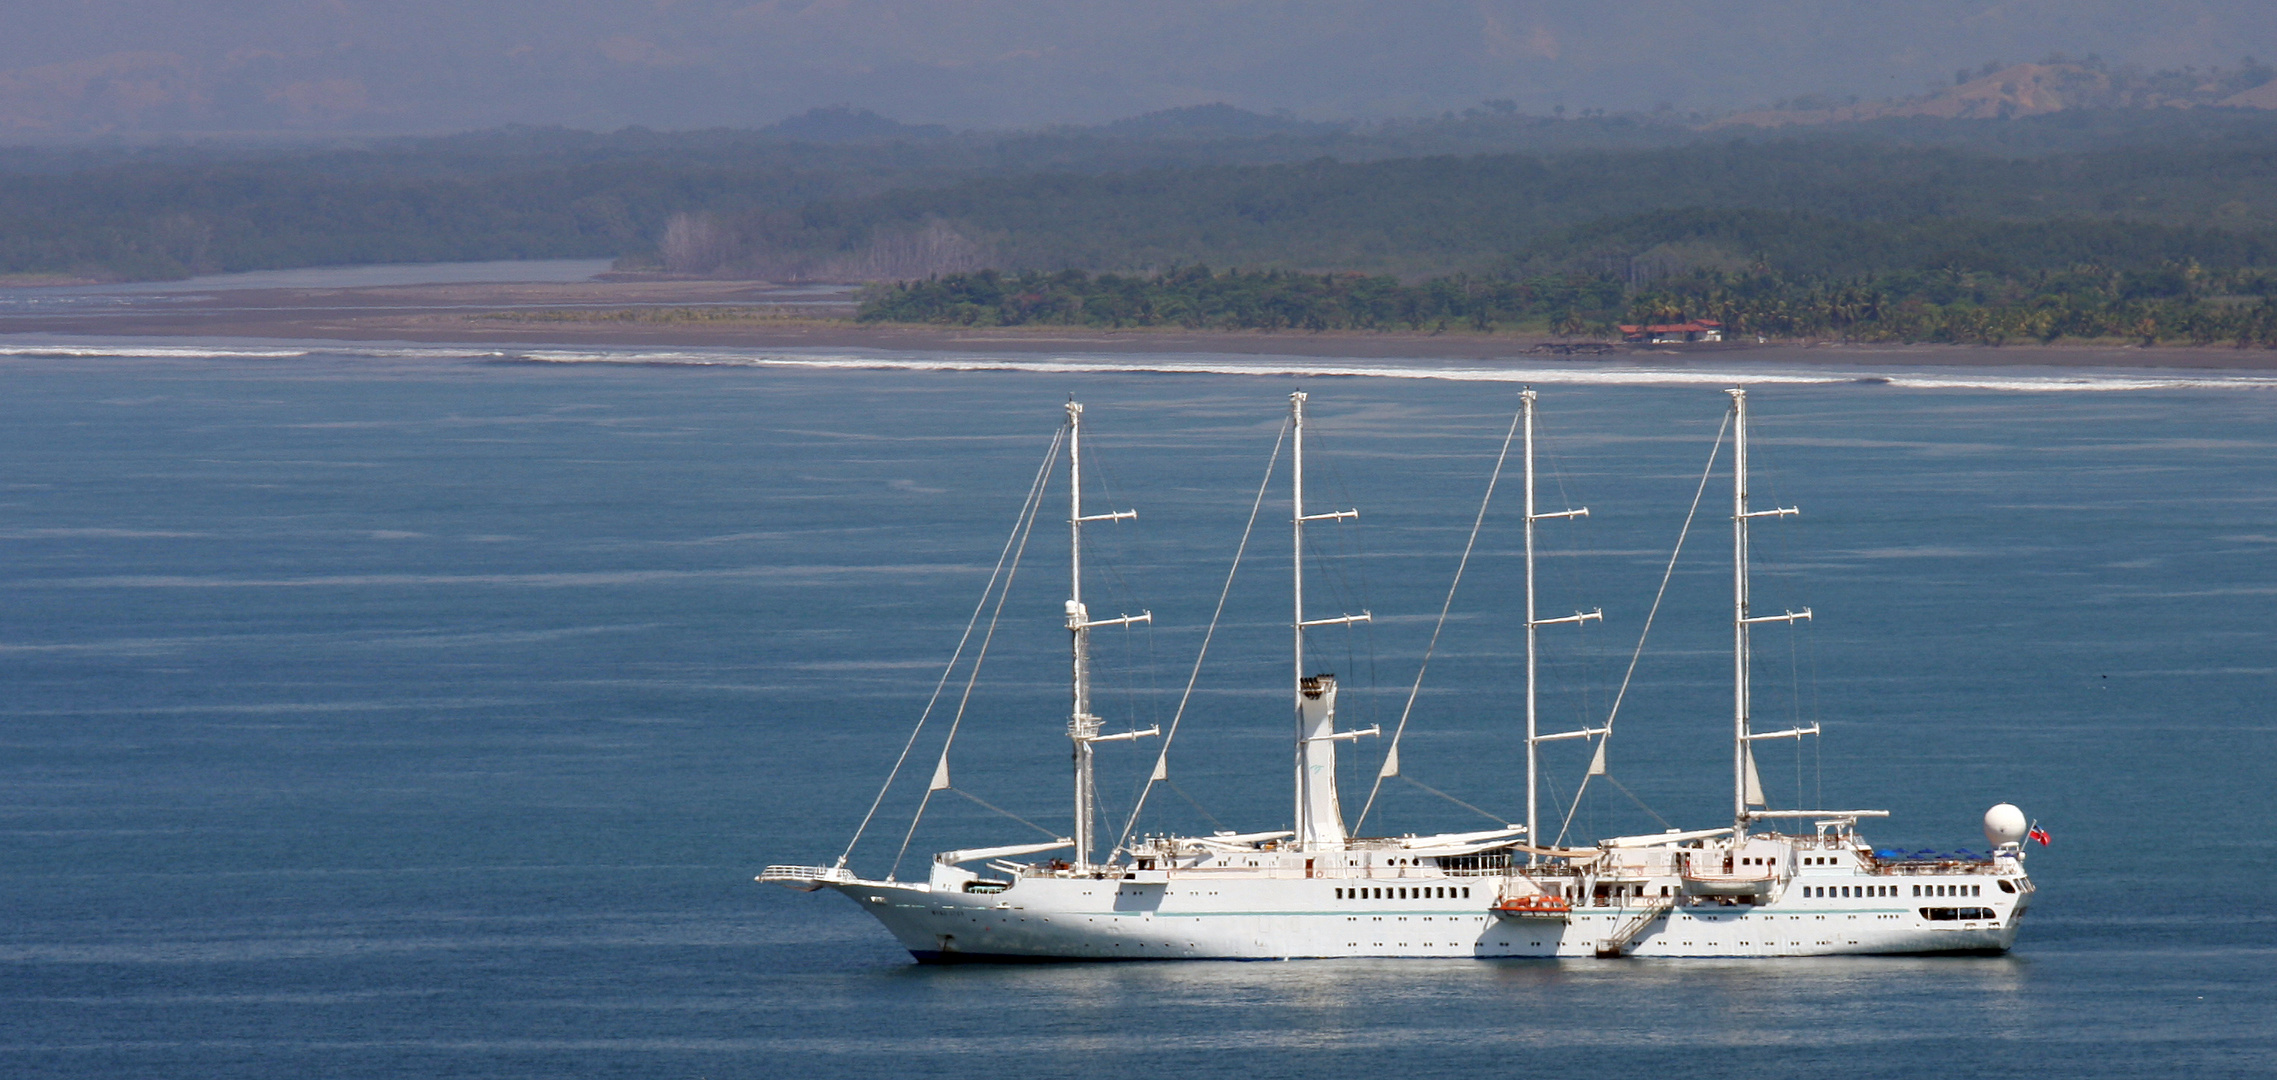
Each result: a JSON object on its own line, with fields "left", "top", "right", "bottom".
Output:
{"left": 1335, "top": 888, "right": 1344, "bottom": 899}
{"left": 1462, "top": 887, "right": 1471, "bottom": 898}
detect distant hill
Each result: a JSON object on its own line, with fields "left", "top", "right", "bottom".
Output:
{"left": 1717, "top": 60, "right": 2277, "bottom": 127}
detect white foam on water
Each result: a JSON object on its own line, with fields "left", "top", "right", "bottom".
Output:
{"left": 0, "top": 343, "right": 513, "bottom": 362}
{"left": 0, "top": 344, "right": 317, "bottom": 360}
{"left": 9, "top": 336, "right": 2277, "bottom": 394}
{"left": 508, "top": 346, "right": 2277, "bottom": 394}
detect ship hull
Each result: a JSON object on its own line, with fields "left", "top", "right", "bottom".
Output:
{"left": 829, "top": 873, "right": 2024, "bottom": 962}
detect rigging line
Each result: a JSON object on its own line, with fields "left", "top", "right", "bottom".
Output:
{"left": 1538, "top": 413, "right": 1607, "bottom": 743}
{"left": 890, "top": 429, "right": 1061, "bottom": 880}
{"left": 946, "top": 787, "right": 1060, "bottom": 839}
{"left": 1806, "top": 602, "right": 1825, "bottom": 811}
{"left": 837, "top": 425, "right": 1066, "bottom": 870}
{"left": 1600, "top": 773, "right": 1675, "bottom": 831}
{"left": 1791, "top": 627, "right": 1805, "bottom": 809}
{"left": 1110, "top": 418, "right": 1291, "bottom": 859}
{"left": 1355, "top": 404, "right": 1524, "bottom": 834}
{"left": 1398, "top": 775, "right": 1513, "bottom": 827}
{"left": 1166, "top": 780, "right": 1228, "bottom": 834}
{"left": 1555, "top": 407, "right": 1731, "bottom": 847}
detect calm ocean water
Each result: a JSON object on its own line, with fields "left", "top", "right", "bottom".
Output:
{"left": 1, "top": 339, "right": 2273, "bottom": 1078}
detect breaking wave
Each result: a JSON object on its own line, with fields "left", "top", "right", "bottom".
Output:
{"left": 8, "top": 338, "right": 2277, "bottom": 393}
{"left": 505, "top": 347, "right": 2277, "bottom": 394}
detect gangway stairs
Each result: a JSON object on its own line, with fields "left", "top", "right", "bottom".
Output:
{"left": 1595, "top": 897, "right": 1676, "bottom": 957}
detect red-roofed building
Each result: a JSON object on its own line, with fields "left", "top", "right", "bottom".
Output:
{"left": 1618, "top": 319, "right": 1724, "bottom": 344}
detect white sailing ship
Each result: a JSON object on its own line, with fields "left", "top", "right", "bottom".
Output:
{"left": 762, "top": 389, "right": 2036, "bottom": 960}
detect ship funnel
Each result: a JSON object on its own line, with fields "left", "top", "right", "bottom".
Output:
{"left": 1295, "top": 673, "right": 1346, "bottom": 848}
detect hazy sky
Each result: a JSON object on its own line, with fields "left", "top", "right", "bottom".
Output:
{"left": 5, "top": 1, "right": 2274, "bottom": 136}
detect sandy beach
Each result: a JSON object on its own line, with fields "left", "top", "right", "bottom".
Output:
{"left": 5, "top": 276, "right": 2274, "bottom": 371}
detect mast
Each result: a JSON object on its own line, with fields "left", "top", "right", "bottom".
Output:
{"left": 1727, "top": 389, "right": 1807, "bottom": 838}
{"left": 1518, "top": 389, "right": 1598, "bottom": 863}
{"left": 1289, "top": 392, "right": 1371, "bottom": 850}
{"left": 1064, "top": 400, "right": 1149, "bottom": 872}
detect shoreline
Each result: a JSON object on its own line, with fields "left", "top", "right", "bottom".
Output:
{"left": 3, "top": 278, "right": 2274, "bottom": 371}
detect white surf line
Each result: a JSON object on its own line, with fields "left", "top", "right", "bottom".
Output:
{"left": 10, "top": 337, "right": 2277, "bottom": 393}
{"left": 0, "top": 343, "right": 516, "bottom": 362}
{"left": 509, "top": 346, "right": 2277, "bottom": 394}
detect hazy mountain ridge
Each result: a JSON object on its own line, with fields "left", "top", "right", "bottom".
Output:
{"left": 1719, "top": 59, "right": 2275, "bottom": 127}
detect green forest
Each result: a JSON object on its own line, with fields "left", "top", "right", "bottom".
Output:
{"left": 859, "top": 262, "right": 2277, "bottom": 347}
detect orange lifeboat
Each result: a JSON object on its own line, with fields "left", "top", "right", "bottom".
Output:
{"left": 1493, "top": 894, "right": 1574, "bottom": 918}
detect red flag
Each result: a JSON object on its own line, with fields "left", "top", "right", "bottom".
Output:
{"left": 2029, "top": 827, "right": 2051, "bottom": 846}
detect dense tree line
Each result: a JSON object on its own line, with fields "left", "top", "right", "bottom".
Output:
{"left": 857, "top": 263, "right": 2277, "bottom": 347}
{"left": 858, "top": 266, "right": 1624, "bottom": 331}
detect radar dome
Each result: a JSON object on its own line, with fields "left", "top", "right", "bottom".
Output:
{"left": 1983, "top": 803, "right": 2027, "bottom": 847}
